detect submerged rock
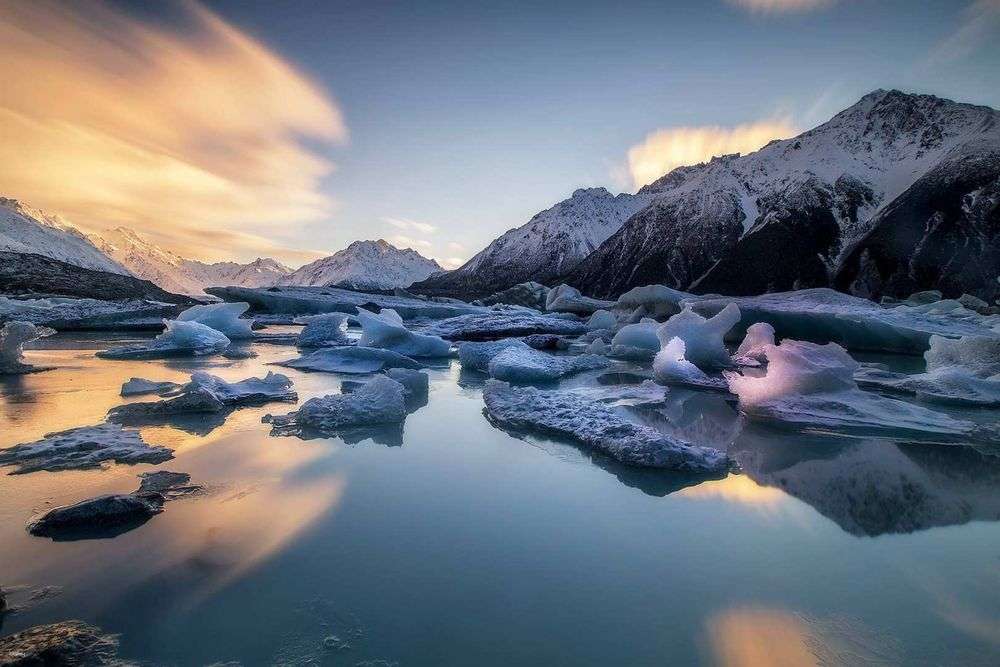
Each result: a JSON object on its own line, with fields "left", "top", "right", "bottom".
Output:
{"left": 0, "top": 621, "right": 125, "bottom": 665}
{"left": 0, "top": 424, "right": 172, "bottom": 474}
{"left": 482, "top": 380, "right": 730, "bottom": 472}
{"left": 26, "top": 493, "right": 165, "bottom": 539}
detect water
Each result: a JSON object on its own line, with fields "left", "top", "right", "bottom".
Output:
{"left": 2, "top": 333, "right": 1000, "bottom": 665}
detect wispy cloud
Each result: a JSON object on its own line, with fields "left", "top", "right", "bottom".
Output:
{"left": 924, "top": 0, "right": 1000, "bottom": 68}
{"left": 727, "top": 0, "right": 834, "bottom": 13}
{"left": 440, "top": 257, "right": 466, "bottom": 270}
{"left": 0, "top": 0, "right": 345, "bottom": 264}
{"left": 624, "top": 119, "right": 798, "bottom": 189}
{"left": 389, "top": 234, "right": 433, "bottom": 250}
{"left": 382, "top": 216, "right": 438, "bottom": 234}
{"left": 447, "top": 241, "right": 466, "bottom": 252}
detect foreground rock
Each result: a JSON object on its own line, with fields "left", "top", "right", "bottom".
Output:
{"left": 423, "top": 309, "right": 587, "bottom": 341}
{"left": 0, "top": 621, "right": 126, "bottom": 665}
{"left": 482, "top": 380, "right": 730, "bottom": 472}
{"left": 0, "top": 424, "right": 172, "bottom": 474}
{"left": 0, "top": 321, "right": 54, "bottom": 374}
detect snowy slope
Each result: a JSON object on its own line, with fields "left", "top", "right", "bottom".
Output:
{"left": 568, "top": 90, "right": 1000, "bottom": 298}
{"left": 93, "top": 227, "right": 291, "bottom": 295}
{"left": 280, "top": 239, "right": 443, "bottom": 290}
{"left": 412, "top": 187, "right": 652, "bottom": 297}
{"left": 0, "top": 198, "right": 129, "bottom": 275}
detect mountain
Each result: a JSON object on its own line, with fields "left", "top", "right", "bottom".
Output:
{"left": 411, "top": 187, "right": 652, "bottom": 298}
{"left": 279, "top": 239, "right": 443, "bottom": 290}
{"left": 0, "top": 198, "right": 128, "bottom": 275}
{"left": 566, "top": 90, "right": 1000, "bottom": 301}
{"left": 91, "top": 227, "right": 291, "bottom": 295}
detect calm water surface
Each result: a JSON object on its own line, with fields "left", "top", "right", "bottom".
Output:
{"left": 1, "top": 333, "right": 999, "bottom": 665}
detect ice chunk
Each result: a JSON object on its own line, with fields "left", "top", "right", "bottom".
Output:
{"left": 587, "top": 309, "right": 617, "bottom": 330}
{"left": 120, "top": 377, "right": 181, "bottom": 397}
{"left": 587, "top": 338, "right": 608, "bottom": 355}
{"left": 476, "top": 282, "right": 549, "bottom": 310}
{"left": 385, "top": 368, "right": 429, "bottom": 407}
{"left": 97, "top": 319, "right": 230, "bottom": 359}
{"left": 656, "top": 303, "right": 740, "bottom": 370}
{"left": 424, "top": 309, "right": 587, "bottom": 341}
{"left": 277, "top": 346, "right": 422, "bottom": 374}
{"left": 457, "top": 338, "right": 531, "bottom": 373}
{"left": 733, "top": 322, "right": 775, "bottom": 365}
{"left": 610, "top": 320, "right": 659, "bottom": 352}
{"left": 0, "top": 424, "right": 172, "bottom": 474}
{"left": 488, "top": 347, "right": 610, "bottom": 383}
{"left": 356, "top": 307, "right": 451, "bottom": 357}
{"left": 296, "top": 312, "right": 351, "bottom": 348}
{"left": 175, "top": 302, "right": 254, "bottom": 339}
{"left": 653, "top": 338, "right": 728, "bottom": 390}
{"left": 545, "top": 284, "right": 614, "bottom": 314}
{"left": 0, "top": 321, "right": 55, "bottom": 374}
{"left": 613, "top": 284, "right": 687, "bottom": 321}
{"left": 925, "top": 335, "right": 1000, "bottom": 375}
{"left": 265, "top": 374, "right": 407, "bottom": 436}
{"left": 725, "top": 340, "right": 984, "bottom": 439}
{"left": 482, "top": 380, "right": 730, "bottom": 471}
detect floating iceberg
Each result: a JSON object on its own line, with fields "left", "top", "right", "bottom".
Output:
{"left": 97, "top": 319, "right": 230, "bottom": 360}
{"left": 277, "top": 346, "right": 422, "bottom": 374}
{"left": 482, "top": 380, "right": 730, "bottom": 471}
{"left": 656, "top": 303, "right": 740, "bottom": 370}
{"left": 0, "top": 321, "right": 55, "bottom": 374}
{"left": 343, "top": 368, "right": 429, "bottom": 409}
{"left": 0, "top": 424, "right": 172, "bottom": 474}
{"left": 855, "top": 335, "right": 1000, "bottom": 406}
{"left": 587, "top": 338, "right": 608, "bottom": 355}
{"left": 296, "top": 312, "right": 351, "bottom": 347}
{"left": 488, "top": 347, "right": 610, "bottom": 383}
{"left": 109, "top": 371, "right": 296, "bottom": 422}
{"left": 733, "top": 322, "right": 775, "bottom": 365}
{"left": 725, "top": 339, "right": 985, "bottom": 440}
{"left": 653, "top": 338, "right": 728, "bottom": 390}
{"left": 457, "top": 338, "right": 531, "bottom": 373}
{"left": 610, "top": 320, "right": 659, "bottom": 351}
{"left": 356, "top": 308, "right": 451, "bottom": 357}
{"left": 265, "top": 374, "right": 407, "bottom": 436}
{"left": 476, "top": 281, "right": 550, "bottom": 310}
{"left": 176, "top": 302, "right": 254, "bottom": 339}
{"left": 424, "top": 309, "right": 587, "bottom": 341}
{"left": 120, "top": 378, "right": 181, "bottom": 397}
{"left": 613, "top": 284, "right": 687, "bottom": 322}
{"left": 545, "top": 284, "right": 614, "bottom": 315}
{"left": 587, "top": 310, "right": 617, "bottom": 331}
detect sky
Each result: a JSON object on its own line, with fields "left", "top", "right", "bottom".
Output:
{"left": 0, "top": 0, "right": 998, "bottom": 268}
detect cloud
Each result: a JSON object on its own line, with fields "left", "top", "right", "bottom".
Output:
{"left": 440, "top": 257, "right": 466, "bottom": 270}
{"left": 0, "top": 0, "right": 345, "bottom": 264}
{"left": 389, "top": 234, "right": 433, "bottom": 250}
{"left": 383, "top": 216, "right": 437, "bottom": 234}
{"left": 447, "top": 242, "right": 466, "bottom": 252}
{"left": 924, "top": 0, "right": 1000, "bottom": 68}
{"left": 625, "top": 119, "right": 798, "bottom": 189}
{"left": 727, "top": 0, "right": 834, "bottom": 12}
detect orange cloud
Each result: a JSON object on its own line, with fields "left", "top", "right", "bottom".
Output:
{"left": 626, "top": 120, "right": 798, "bottom": 189}
{"left": 0, "top": 0, "right": 345, "bottom": 264}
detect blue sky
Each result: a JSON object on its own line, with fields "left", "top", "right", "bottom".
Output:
{"left": 2, "top": 0, "right": 998, "bottom": 266}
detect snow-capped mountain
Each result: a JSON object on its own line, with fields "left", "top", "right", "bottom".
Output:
{"left": 280, "top": 239, "right": 443, "bottom": 290}
{"left": 0, "top": 198, "right": 129, "bottom": 275}
{"left": 412, "top": 187, "right": 652, "bottom": 297}
{"left": 567, "top": 90, "right": 1000, "bottom": 300}
{"left": 91, "top": 227, "right": 292, "bottom": 295}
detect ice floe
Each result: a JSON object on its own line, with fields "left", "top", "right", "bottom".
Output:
{"left": 610, "top": 320, "right": 659, "bottom": 353}
{"left": 586, "top": 309, "right": 617, "bottom": 330}
{"left": 357, "top": 308, "right": 451, "bottom": 357}
{"left": 265, "top": 374, "right": 407, "bottom": 437}
{"left": 120, "top": 377, "right": 181, "bottom": 397}
{"left": 725, "top": 339, "right": 988, "bottom": 440}
{"left": 424, "top": 309, "right": 587, "bottom": 341}
{"left": 545, "top": 284, "right": 614, "bottom": 315}
{"left": 657, "top": 303, "right": 741, "bottom": 370}
{"left": 176, "top": 302, "right": 254, "bottom": 339}
{"left": 0, "top": 296, "right": 184, "bottom": 331}
{"left": 733, "top": 322, "right": 775, "bottom": 366}
{"left": 488, "top": 346, "right": 610, "bottom": 383}
{"left": 652, "top": 338, "right": 728, "bottom": 390}
{"left": 0, "top": 424, "right": 172, "bottom": 474}
{"left": 0, "top": 321, "right": 55, "bottom": 374}
{"left": 97, "top": 319, "right": 230, "bottom": 360}
{"left": 457, "top": 338, "right": 531, "bottom": 373}
{"left": 296, "top": 312, "right": 351, "bottom": 347}
{"left": 482, "top": 380, "right": 730, "bottom": 471}
{"left": 277, "top": 346, "right": 422, "bottom": 374}
{"left": 613, "top": 284, "right": 687, "bottom": 322}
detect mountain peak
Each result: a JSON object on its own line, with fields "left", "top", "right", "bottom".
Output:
{"left": 281, "top": 238, "right": 442, "bottom": 290}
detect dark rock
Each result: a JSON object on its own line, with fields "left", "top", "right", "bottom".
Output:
{"left": 26, "top": 493, "right": 165, "bottom": 540}
{"left": 0, "top": 621, "right": 125, "bottom": 665}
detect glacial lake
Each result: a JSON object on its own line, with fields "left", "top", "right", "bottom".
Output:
{"left": 2, "top": 332, "right": 1000, "bottom": 666}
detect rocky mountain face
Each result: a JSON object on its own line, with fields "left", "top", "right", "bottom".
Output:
{"left": 279, "top": 239, "right": 443, "bottom": 290}
{"left": 410, "top": 187, "right": 652, "bottom": 298}
{"left": 568, "top": 90, "right": 1000, "bottom": 300}
{"left": 0, "top": 199, "right": 128, "bottom": 275}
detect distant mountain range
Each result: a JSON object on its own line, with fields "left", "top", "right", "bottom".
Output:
{"left": 279, "top": 239, "right": 443, "bottom": 291}
{"left": 415, "top": 89, "right": 1000, "bottom": 303}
